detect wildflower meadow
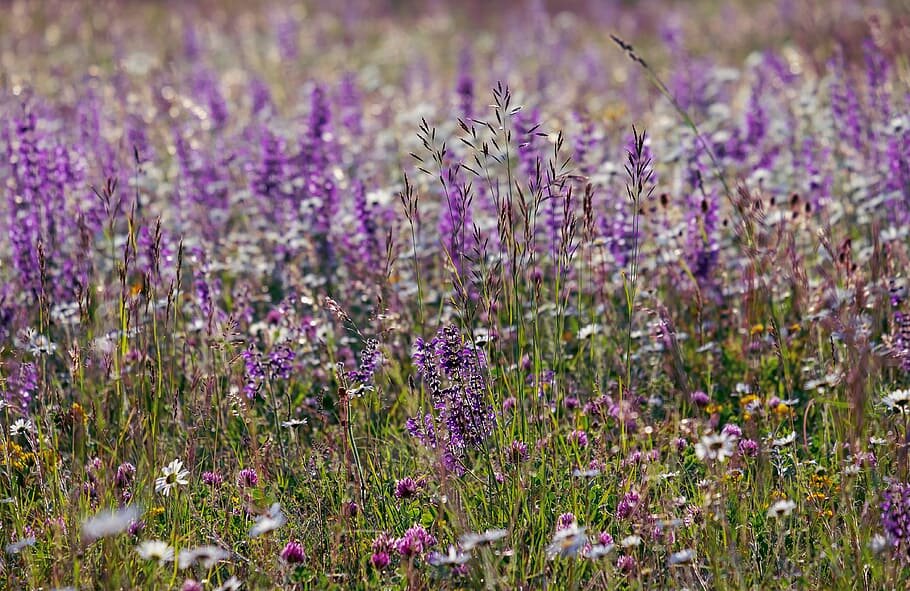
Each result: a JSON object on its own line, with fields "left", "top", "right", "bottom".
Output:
{"left": 1, "top": 0, "right": 910, "bottom": 589}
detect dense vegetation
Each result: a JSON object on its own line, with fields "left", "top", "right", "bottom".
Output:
{"left": 1, "top": 1, "right": 909, "bottom": 589}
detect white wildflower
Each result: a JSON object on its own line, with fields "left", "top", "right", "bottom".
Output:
{"left": 135, "top": 540, "right": 175, "bottom": 565}
{"left": 178, "top": 545, "right": 231, "bottom": 570}
{"left": 767, "top": 499, "right": 797, "bottom": 519}
{"left": 459, "top": 528, "right": 507, "bottom": 551}
{"left": 249, "top": 503, "right": 286, "bottom": 537}
{"left": 695, "top": 432, "right": 737, "bottom": 463}
{"left": 546, "top": 524, "right": 587, "bottom": 559}
{"left": 155, "top": 459, "right": 189, "bottom": 496}
{"left": 882, "top": 389, "right": 910, "bottom": 414}
{"left": 81, "top": 506, "right": 142, "bottom": 542}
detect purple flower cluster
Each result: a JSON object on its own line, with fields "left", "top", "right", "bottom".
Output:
{"left": 370, "top": 526, "right": 438, "bottom": 567}
{"left": 881, "top": 481, "right": 910, "bottom": 550}
{"left": 242, "top": 344, "right": 296, "bottom": 398}
{"left": 408, "top": 325, "right": 495, "bottom": 471}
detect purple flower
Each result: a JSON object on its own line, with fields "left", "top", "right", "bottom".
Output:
{"left": 394, "top": 477, "right": 421, "bottom": 500}
{"left": 372, "top": 533, "right": 395, "bottom": 554}
{"left": 127, "top": 519, "right": 145, "bottom": 537}
{"left": 342, "top": 501, "right": 359, "bottom": 518}
{"left": 202, "top": 471, "right": 224, "bottom": 487}
{"left": 237, "top": 468, "right": 259, "bottom": 489}
{"left": 370, "top": 551, "right": 390, "bottom": 569}
{"left": 350, "top": 338, "right": 382, "bottom": 386}
{"left": 616, "top": 491, "right": 640, "bottom": 520}
{"left": 409, "top": 326, "right": 495, "bottom": 466}
{"left": 721, "top": 424, "right": 742, "bottom": 439}
{"left": 507, "top": 440, "right": 529, "bottom": 465}
{"left": 881, "top": 481, "right": 910, "bottom": 548}
{"left": 557, "top": 513, "right": 576, "bottom": 530}
{"left": 617, "top": 554, "right": 637, "bottom": 574}
{"left": 739, "top": 439, "right": 759, "bottom": 458}
{"left": 568, "top": 430, "right": 588, "bottom": 448}
{"left": 115, "top": 463, "right": 136, "bottom": 489}
{"left": 280, "top": 540, "right": 306, "bottom": 564}
{"left": 395, "top": 525, "right": 437, "bottom": 558}
{"left": 690, "top": 391, "right": 710, "bottom": 407}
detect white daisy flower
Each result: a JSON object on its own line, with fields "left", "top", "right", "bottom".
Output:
{"left": 870, "top": 534, "right": 889, "bottom": 554}
{"left": 135, "top": 540, "right": 175, "bottom": 565}
{"left": 882, "top": 389, "right": 910, "bottom": 414}
{"left": 214, "top": 576, "right": 243, "bottom": 591}
{"left": 155, "top": 459, "right": 189, "bottom": 496}
{"left": 24, "top": 329, "right": 58, "bottom": 356}
{"left": 668, "top": 549, "right": 695, "bottom": 565}
{"left": 249, "top": 503, "right": 286, "bottom": 537}
{"left": 5, "top": 536, "right": 36, "bottom": 554}
{"left": 9, "top": 419, "right": 34, "bottom": 437}
{"left": 766, "top": 499, "right": 797, "bottom": 519}
{"left": 81, "top": 506, "right": 142, "bottom": 542}
{"left": 280, "top": 418, "right": 308, "bottom": 428}
{"left": 770, "top": 431, "right": 796, "bottom": 447}
{"left": 577, "top": 323, "right": 602, "bottom": 340}
{"left": 586, "top": 543, "right": 614, "bottom": 559}
{"left": 428, "top": 545, "right": 471, "bottom": 566}
{"left": 695, "top": 432, "right": 737, "bottom": 463}
{"left": 545, "top": 524, "right": 587, "bottom": 559}
{"left": 459, "top": 528, "right": 508, "bottom": 551}
{"left": 619, "top": 535, "right": 642, "bottom": 548}
{"left": 178, "top": 545, "right": 231, "bottom": 569}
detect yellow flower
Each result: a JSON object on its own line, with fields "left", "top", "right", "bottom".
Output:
{"left": 148, "top": 506, "right": 165, "bottom": 518}
{"left": 71, "top": 402, "right": 88, "bottom": 425}
{"left": 724, "top": 469, "right": 744, "bottom": 483}
{"left": 706, "top": 403, "right": 723, "bottom": 414}
{"left": 750, "top": 324, "right": 765, "bottom": 336}
{"left": 805, "top": 492, "right": 827, "bottom": 503}
{"left": 774, "top": 404, "right": 794, "bottom": 418}
{"left": 740, "top": 395, "right": 760, "bottom": 407}
{"left": 0, "top": 440, "right": 33, "bottom": 471}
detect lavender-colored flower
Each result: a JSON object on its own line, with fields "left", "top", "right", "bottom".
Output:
{"left": 394, "top": 477, "right": 421, "bottom": 500}
{"left": 350, "top": 338, "right": 382, "bottom": 386}
{"left": 237, "top": 468, "right": 259, "bottom": 489}
{"left": 342, "top": 501, "right": 359, "bottom": 518}
{"left": 280, "top": 541, "right": 306, "bottom": 564}
{"left": 507, "top": 440, "right": 529, "bottom": 465}
{"left": 202, "top": 471, "right": 224, "bottom": 487}
{"left": 881, "top": 482, "right": 910, "bottom": 548}
{"left": 395, "top": 525, "right": 436, "bottom": 558}
{"left": 721, "top": 423, "right": 742, "bottom": 439}
{"left": 557, "top": 513, "right": 577, "bottom": 531}
{"left": 617, "top": 554, "right": 637, "bottom": 574}
{"left": 567, "top": 430, "right": 588, "bottom": 448}
{"left": 370, "top": 551, "right": 390, "bottom": 569}
{"left": 409, "top": 326, "right": 495, "bottom": 466}
{"left": 739, "top": 439, "right": 760, "bottom": 458}
{"left": 690, "top": 390, "right": 710, "bottom": 408}
{"left": 616, "top": 491, "right": 640, "bottom": 520}
{"left": 115, "top": 463, "right": 136, "bottom": 489}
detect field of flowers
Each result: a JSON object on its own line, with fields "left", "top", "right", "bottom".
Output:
{"left": 1, "top": 0, "right": 910, "bottom": 588}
